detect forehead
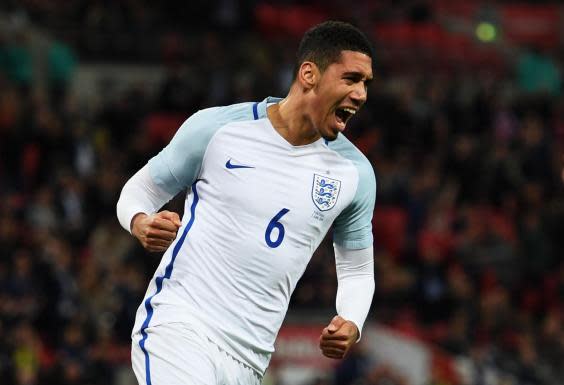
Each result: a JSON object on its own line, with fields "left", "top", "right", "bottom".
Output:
{"left": 331, "top": 50, "right": 373, "bottom": 77}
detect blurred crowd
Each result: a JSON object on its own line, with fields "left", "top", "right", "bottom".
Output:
{"left": 1, "top": 1, "right": 563, "bottom": 385}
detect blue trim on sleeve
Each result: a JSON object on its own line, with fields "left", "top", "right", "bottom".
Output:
{"left": 138, "top": 181, "right": 201, "bottom": 385}
{"left": 252, "top": 102, "right": 259, "bottom": 120}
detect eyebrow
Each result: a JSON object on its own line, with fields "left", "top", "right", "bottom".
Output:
{"left": 343, "top": 71, "right": 373, "bottom": 84}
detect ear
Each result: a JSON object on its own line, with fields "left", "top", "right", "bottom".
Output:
{"left": 297, "top": 61, "right": 319, "bottom": 90}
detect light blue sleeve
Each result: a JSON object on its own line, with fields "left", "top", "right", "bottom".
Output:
{"left": 148, "top": 103, "right": 255, "bottom": 195}
{"left": 331, "top": 137, "right": 377, "bottom": 250}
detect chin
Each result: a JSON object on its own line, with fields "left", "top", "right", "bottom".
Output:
{"left": 318, "top": 124, "right": 340, "bottom": 141}
{"left": 322, "top": 132, "right": 339, "bottom": 142}
{"left": 323, "top": 128, "right": 341, "bottom": 141}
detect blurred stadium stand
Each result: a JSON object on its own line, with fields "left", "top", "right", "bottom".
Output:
{"left": 0, "top": 1, "right": 563, "bottom": 385}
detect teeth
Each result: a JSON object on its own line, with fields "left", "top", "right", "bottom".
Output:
{"left": 342, "top": 108, "right": 356, "bottom": 115}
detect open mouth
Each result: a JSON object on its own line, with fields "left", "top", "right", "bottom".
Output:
{"left": 335, "top": 107, "right": 357, "bottom": 129}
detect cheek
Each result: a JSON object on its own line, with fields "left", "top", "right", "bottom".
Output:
{"left": 310, "top": 97, "right": 326, "bottom": 120}
{"left": 313, "top": 91, "right": 332, "bottom": 114}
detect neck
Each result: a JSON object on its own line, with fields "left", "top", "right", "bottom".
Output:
{"left": 267, "top": 85, "right": 320, "bottom": 146}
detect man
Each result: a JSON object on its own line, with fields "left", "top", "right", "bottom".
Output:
{"left": 117, "top": 20, "right": 376, "bottom": 385}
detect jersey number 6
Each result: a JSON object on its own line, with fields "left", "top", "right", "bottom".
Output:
{"left": 265, "top": 208, "right": 290, "bottom": 248}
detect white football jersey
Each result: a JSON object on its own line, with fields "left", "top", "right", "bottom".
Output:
{"left": 132, "top": 97, "right": 376, "bottom": 375}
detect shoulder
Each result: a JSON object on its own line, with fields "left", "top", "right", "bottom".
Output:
{"left": 331, "top": 135, "right": 376, "bottom": 249}
{"left": 169, "top": 102, "right": 258, "bottom": 145}
{"left": 147, "top": 102, "right": 259, "bottom": 193}
{"left": 328, "top": 134, "right": 376, "bottom": 189}
{"left": 189, "top": 102, "right": 257, "bottom": 129}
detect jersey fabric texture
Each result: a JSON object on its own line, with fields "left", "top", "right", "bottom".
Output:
{"left": 133, "top": 97, "right": 376, "bottom": 376}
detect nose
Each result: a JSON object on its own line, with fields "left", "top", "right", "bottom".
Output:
{"left": 350, "top": 83, "right": 367, "bottom": 105}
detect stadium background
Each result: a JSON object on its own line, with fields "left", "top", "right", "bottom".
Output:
{"left": 0, "top": 1, "right": 563, "bottom": 384}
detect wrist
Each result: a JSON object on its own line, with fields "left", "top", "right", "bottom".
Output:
{"left": 345, "top": 320, "right": 360, "bottom": 342}
{"left": 351, "top": 322, "right": 359, "bottom": 341}
{"left": 131, "top": 212, "right": 148, "bottom": 233}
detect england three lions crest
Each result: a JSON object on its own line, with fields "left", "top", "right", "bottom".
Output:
{"left": 312, "top": 174, "right": 341, "bottom": 211}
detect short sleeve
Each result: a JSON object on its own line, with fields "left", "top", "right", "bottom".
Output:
{"left": 332, "top": 159, "right": 376, "bottom": 249}
{"left": 147, "top": 108, "right": 223, "bottom": 195}
{"left": 147, "top": 103, "right": 257, "bottom": 195}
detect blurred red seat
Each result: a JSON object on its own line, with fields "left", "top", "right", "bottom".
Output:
{"left": 373, "top": 206, "right": 408, "bottom": 259}
{"left": 144, "top": 113, "right": 186, "bottom": 146}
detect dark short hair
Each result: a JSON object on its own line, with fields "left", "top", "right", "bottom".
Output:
{"left": 295, "top": 21, "right": 373, "bottom": 75}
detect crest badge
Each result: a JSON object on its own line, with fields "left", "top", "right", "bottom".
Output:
{"left": 312, "top": 174, "right": 341, "bottom": 211}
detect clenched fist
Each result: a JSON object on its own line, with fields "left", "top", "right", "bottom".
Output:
{"left": 131, "top": 210, "right": 182, "bottom": 252}
{"left": 319, "top": 315, "right": 359, "bottom": 359}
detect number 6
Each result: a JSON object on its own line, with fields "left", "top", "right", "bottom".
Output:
{"left": 265, "top": 208, "right": 289, "bottom": 248}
